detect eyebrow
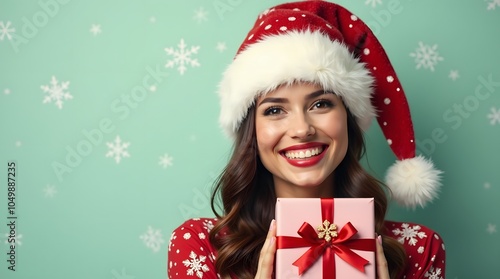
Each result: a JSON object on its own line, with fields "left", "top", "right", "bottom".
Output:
{"left": 257, "top": 89, "right": 331, "bottom": 107}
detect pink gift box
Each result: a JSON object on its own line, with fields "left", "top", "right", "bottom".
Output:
{"left": 275, "top": 198, "right": 375, "bottom": 279}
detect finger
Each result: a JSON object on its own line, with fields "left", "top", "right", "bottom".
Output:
{"left": 255, "top": 219, "right": 276, "bottom": 278}
{"left": 376, "top": 235, "right": 390, "bottom": 279}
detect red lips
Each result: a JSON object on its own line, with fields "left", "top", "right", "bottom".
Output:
{"left": 279, "top": 143, "right": 328, "bottom": 167}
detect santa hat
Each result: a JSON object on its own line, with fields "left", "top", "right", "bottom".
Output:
{"left": 217, "top": 0, "right": 442, "bottom": 209}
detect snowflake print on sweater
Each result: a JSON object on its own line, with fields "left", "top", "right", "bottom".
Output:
{"left": 183, "top": 251, "right": 210, "bottom": 278}
{"left": 168, "top": 219, "right": 445, "bottom": 278}
{"left": 392, "top": 223, "right": 427, "bottom": 246}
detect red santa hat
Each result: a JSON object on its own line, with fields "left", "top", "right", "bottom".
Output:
{"left": 218, "top": 0, "right": 442, "bottom": 209}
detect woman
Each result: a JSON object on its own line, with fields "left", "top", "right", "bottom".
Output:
{"left": 168, "top": 1, "right": 445, "bottom": 278}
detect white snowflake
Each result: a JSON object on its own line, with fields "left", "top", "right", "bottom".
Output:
{"left": 106, "top": 136, "right": 130, "bottom": 164}
{"left": 193, "top": 7, "right": 209, "bottom": 23}
{"left": 203, "top": 220, "right": 214, "bottom": 232}
{"left": 139, "top": 226, "right": 164, "bottom": 253}
{"left": 410, "top": 42, "right": 444, "bottom": 72}
{"left": 4, "top": 232, "right": 22, "bottom": 246}
{"left": 365, "top": 0, "right": 382, "bottom": 7}
{"left": 487, "top": 107, "right": 500, "bottom": 125}
{"left": 43, "top": 184, "right": 57, "bottom": 198}
{"left": 198, "top": 232, "right": 206, "bottom": 239}
{"left": 168, "top": 231, "right": 177, "bottom": 251}
{"left": 183, "top": 251, "right": 210, "bottom": 278}
{"left": 0, "top": 21, "right": 15, "bottom": 41}
{"left": 216, "top": 42, "right": 226, "bottom": 52}
{"left": 486, "top": 0, "right": 500, "bottom": 10}
{"left": 41, "top": 76, "right": 72, "bottom": 109}
{"left": 89, "top": 24, "right": 102, "bottom": 35}
{"left": 392, "top": 223, "right": 427, "bottom": 246}
{"left": 417, "top": 246, "right": 425, "bottom": 254}
{"left": 424, "top": 266, "right": 443, "bottom": 279}
{"left": 165, "top": 39, "right": 200, "bottom": 75}
{"left": 487, "top": 223, "right": 497, "bottom": 234}
{"left": 448, "top": 70, "right": 459, "bottom": 81}
{"left": 159, "top": 153, "right": 173, "bottom": 169}
{"left": 183, "top": 232, "right": 192, "bottom": 240}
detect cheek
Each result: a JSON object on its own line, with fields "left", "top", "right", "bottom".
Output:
{"left": 256, "top": 122, "right": 281, "bottom": 152}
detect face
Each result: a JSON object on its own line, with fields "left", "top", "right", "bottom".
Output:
{"left": 255, "top": 82, "right": 348, "bottom": 198}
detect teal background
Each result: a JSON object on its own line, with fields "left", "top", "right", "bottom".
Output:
{"left": 0, "top": 0, "right": 499, "bottom": 278}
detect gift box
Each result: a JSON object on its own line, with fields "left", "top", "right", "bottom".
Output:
{"left": 275, "top": 198, "right": 375, "bottom": 279}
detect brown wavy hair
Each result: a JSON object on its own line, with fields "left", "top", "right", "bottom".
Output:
{"left": 209, "top": 104, "right": 407, "bottom": 279}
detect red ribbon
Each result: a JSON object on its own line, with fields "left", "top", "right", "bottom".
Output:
{"left": 276, "top": 199, "right": 375, "bottom": 278}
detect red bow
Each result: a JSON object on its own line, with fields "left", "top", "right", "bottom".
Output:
{"left": 276, "top": 199, "right": 375, "bottom": 278}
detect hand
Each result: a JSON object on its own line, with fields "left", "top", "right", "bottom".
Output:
{"left": 376, "top": 235, "right": 390, "bottom": 279}
{"left": 255, "top": 219, "right": 276, "bottom": 279}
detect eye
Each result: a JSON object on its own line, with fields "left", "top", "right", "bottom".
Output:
{"left": 263, "top": 106, "right": 284, "bottom": 116}
{"left": 311, "top": 99, "right": 334, "bottom": 110}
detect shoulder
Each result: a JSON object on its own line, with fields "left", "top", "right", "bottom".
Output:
{"left": 169, "top": 217, "right": 218, "bottom": 251}
{"left": 168, "top": 218, "right": 220, "bottom": 279}
{"left": 384, "top": 220, "right": 446, "bottom": 278}
{"left": 171, "top": 217, "right": 218, "bottom": 236}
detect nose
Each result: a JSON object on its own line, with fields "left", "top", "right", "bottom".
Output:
{"left": 287, "top": 113, "right": 315, "bottom": 139}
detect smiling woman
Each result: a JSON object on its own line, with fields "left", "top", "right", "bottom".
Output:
{"left": 167, "top": 1, "right": 445, "bottom": 279}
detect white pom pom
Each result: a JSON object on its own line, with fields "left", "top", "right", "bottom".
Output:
{"left": 385, "top": 155, "right": 443, "bottom": 209}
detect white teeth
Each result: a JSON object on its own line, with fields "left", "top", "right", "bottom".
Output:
{"left": 284, "top": 147, "right": 323, "bottom": 159}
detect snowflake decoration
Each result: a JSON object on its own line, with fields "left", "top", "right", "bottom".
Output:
{"left": 487, "top": 223, "right": 497, "bottom": 234}
{"left": 193, "top": 7, "right": 209, "bottom": 23}
{"left": 106, "top": 136, "right": 130, "bottom": 164}
{"left": 317, "top": 220, "right": 337, "bottom": 242}
{"left": 0, "top": 21, "right": 15, "bottom": 41}
{"left": 165, "top": 39, "right": 200, "bottom": 75}
{"left": 203, "top": 220, "right": 214, "bottom": 232}
{"left": 410, "top": 42, "right": 444, "bottom": 72}
{"left": 89, "top": 24, "right": 102, "bottom": 35}
{"left": 111, "top": 268, "right": 135, "bottom": 279}
{"left": 486, "top": 0, "right": 500, "bottom": 10}
{"left": 392, "top": 223, "right": 427, "bottom": 246}
{"left": 4, "top": 88, "right": 11, "bottom": 95}
{"left": 159, "top": 153, "right": 173, "bottom": 169}
{"left": 487, "top": 107, "right": 500, "bottom": 125}
{"left": 4, "top": 233, "right": 22, "bottom": 246}
{"left": 417, "top": 246, "right": 425, "bottom": 254}
{"left": 139, "top": 226, "right": 164, "bottom": 253}
{"left": 448, "top": 70, "right": 459, "bottom": 81}
{"left": 365, "top": 0, "right": 383, "bottom": 8}
{"left": 41, "top": 76, "right": 73, "bottom": 109}
{"left": 216, "top": 42, "right": 227, "bottom": 52}
{"left": 183, "top": 251, "right": 210, "bottom": 278}
{"left": 43, "top": 184, "right": 57, "bottom": 198}
{"left": 424, "top": 266, "right": 443, "bottom": 279}
{"left": 149, "top": 85, "right": 157, "bottom": 92}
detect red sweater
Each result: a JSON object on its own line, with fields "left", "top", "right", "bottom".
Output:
{"left": 167, "top": 218, "right": 445, "bottom": 278}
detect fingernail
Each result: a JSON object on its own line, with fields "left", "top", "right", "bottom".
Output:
{"left": 377, "top": 235, "right": 382, "bottom": 245}
{"left": 269, "top": 219, "right": 276, "bottom": 231}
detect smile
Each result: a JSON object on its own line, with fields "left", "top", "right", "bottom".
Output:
{"left": 283, "top": 147, "right": 324, "bottom": 159}
{"left": 279, "top": 143, "right": 328, "bottom": 167}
